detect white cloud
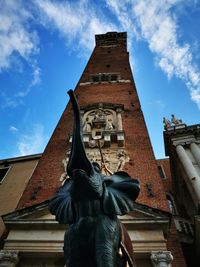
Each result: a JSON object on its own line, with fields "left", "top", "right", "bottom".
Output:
{"left": 9, "top": 126, "right": 19, "bottom": 132}
{"left": 31, "top": 66, "right": 41, "bottom": 86}
{"left": 17, "top": 124, "right": 46, "bottom": 156}
{"left": 1, "top": 64, "right": 41, "bottom": 108}
{"left": 14, "top": 65, "right": 41, "bottom": 99}
{"left": 1, "top": 91, "right": 24, "bottom": 108}
{"left": 0, "top": 0, "right": 41, "bottom": 107}
{"left": 34, "top": 0, "right": 116, "bottom": 55}
{"left": 106, "top": 0, "right": 200, "bottom": 109}
{"left": 106, "top": 0, "right": 139, "bottom": 40}
{"left": 0, "top": 0, "right": 39, "bottom": 71}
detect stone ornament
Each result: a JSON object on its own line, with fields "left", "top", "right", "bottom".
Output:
{"left": 61, "top": 147, "right": 130, "bottom": 180}
{"left": 151, "top": 251, "right": 173, "bottom": 267}
{"left": 116, "top": 150, "right": 129, "bottom": 171}
{"left": 163, "top": 117, "right": 171, "bottom": 130}
{"left": 83, "top": 108, "right": 115, "bottom": 133}
{"left": 171, "top": 114, "right": 182, "bottom": 125}
{"left": 83, "top": 117, "right": 92, "bottom": 132}
{"left": 0, "top": 250, "right": 19, "bottom": 267}
{"left": 163, "top": 114, "right": 184, "bottom": 129}
{"left": 80, "top": 105, "right": 125, "bottom": 148}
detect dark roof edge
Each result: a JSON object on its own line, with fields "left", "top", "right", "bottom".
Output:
{"left": 0, "top": 153, "right": 43, "bottom": 164}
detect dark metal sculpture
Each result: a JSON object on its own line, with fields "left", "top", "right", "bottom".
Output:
{"left": 49, "top": 90, "right": 140, "bottom": 267}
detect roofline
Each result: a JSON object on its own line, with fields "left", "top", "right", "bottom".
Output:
{"left": 3, "top": 200, "right": 171, "bottom": 221}
{"left": 0, "top": 153, "right": 43, "bottom": 164}
{"left": 156, "top": 157, "right": 169, "bottom": 161}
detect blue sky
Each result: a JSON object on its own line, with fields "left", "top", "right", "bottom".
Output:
{"left": 0, "top": 0, "right": 200, "bottom": 160}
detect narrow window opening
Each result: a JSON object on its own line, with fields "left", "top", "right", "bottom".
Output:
{"left": 90, "top": 73, "right": 120, "bottom": 83}
{"left": 92, "top": 75, "right": 99, "bottom": 82}
{"left": 110, "top": 74, "right": 118, "bottom": 81}
{"left": 101, "top": 74, "right": 109, "bottom": 81}
{"left": 158, "top": 165, "right": 166, "bottom": 179}
{"left": 0, "top": 167, "right": 10, "bottom": 183}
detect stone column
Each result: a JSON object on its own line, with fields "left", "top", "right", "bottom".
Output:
{"left": 116, "top": 108, "right": 123, "bottom": 131}
{"left": 190, "top": 143, "right": 200, "bottom": 167}
{"left": 176, "top": 144, "right": 200, "bottom": 208}
{"left": 0, "top": 250, "right": 19, "bottom": 267}
{"left": 176, "top": 144, "right": 199, "bottom": 180}
{"left": 151, "top": 251, "right": 173, "bottom": 267}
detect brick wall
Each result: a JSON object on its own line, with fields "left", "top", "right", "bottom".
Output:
{"left": 157, "top": 158, "right": 173, "bottom": 193}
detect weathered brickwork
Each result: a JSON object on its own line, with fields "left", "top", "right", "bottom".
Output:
{"left": 157, "top": 158, "right": 173, "bottom": 193}
{"left": 157, "top": 158, "right": 187, "bottom": 266}
{"left": 167, "top": 221, "right": 187, "bottom": 267}
{"left": 18, "top": 34, "right": 168, "bottom": 212}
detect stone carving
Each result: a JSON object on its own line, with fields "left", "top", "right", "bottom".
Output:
{"left": 83, "top": 148, "right": 129, "bottom": 174}
{"left": 171, "top": 114, "right": 182, "bottom": 125}
{"left": 82, "top": 107, "right": 115, "bottom": 133}
{"left": 60, "top": 151, "right": 70, "bottom": 183}
{"left": 94, "top": 108, "right": 106, "bottom": 120}
{"left": 151, "top": 251, "right": 173, "bottom": 267}
{"left": 83, "top": 117, "right": 92, "bottom": 132}
{"left": 80, "top": 104, "right": 125, "bottom": 148}
{"left": 116, "top": 150, "right": 129, "bottom": 171}
{"left": 163, "top": 115, "right": 184, "bottom": 129}
{"left": 105, "top": 118, "right": 114, "bottom": 130}
{"left": 0, "top": 250, "right": 19, "bottom": 267}
{"left": 49, "top": 90, "right": 140, "bottom": 267}
{"left": 88, "top": 139, "right": 104, "bottom": 148}
{"left": 163, "top": 117, "right": 171, "bottom": 130}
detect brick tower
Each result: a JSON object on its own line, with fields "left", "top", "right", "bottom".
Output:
{"left": 18, "top": 32, "right": 168, "bottom": 211}
{"left": 1, "top": 32, "right": 186, "bottom": 266}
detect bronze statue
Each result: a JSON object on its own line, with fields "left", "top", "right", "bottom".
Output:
{"left": 49, "top": 90, "right": 140, "bottom": 267}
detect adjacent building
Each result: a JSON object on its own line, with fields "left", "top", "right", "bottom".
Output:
{"left": 0, "top": 154, "right": 41, "bottom": 240}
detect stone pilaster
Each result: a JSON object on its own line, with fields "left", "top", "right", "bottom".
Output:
{"left": 0, "top": 250, "right": 19, "bottom": 267}
{"left": 150, "top": 251, "right": 173, "bottom": 267}
{"left": 116, "top": 108, "right": 123, "bottom": 131}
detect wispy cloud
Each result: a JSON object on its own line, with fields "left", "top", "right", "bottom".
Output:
{"left": 17, "top": 124, "right": 46, "bottom": 156}
{"left": 1, "top": 91, "right": 24, "bottom": 108}
{"left": 34, "top": 0, "right": 116, "bottom": 55}
{"left": 9, "top": 126, "right": 19, "bottom": 132}
{"left": 0, "top": 0, "right": 39, "bottom": 71}
{"left": 15, "top": 65, "right": 41, "bottom": 99}
{"left": 1, "top": 63, "right": 41, "bottom": 108}
{"left": 0, "top": 0, "right": 41, "bottom": 107}
{"left": 106, "top": 0, "right": 200, "bottom": 109}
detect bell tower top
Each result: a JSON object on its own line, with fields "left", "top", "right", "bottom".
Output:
{"left": 95, "top": 32, "right": 127, "bottom": 47}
